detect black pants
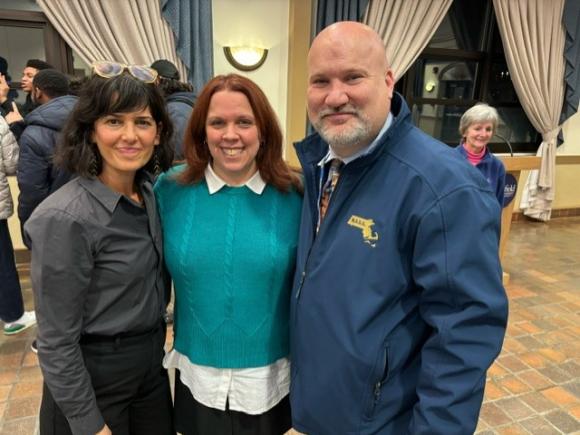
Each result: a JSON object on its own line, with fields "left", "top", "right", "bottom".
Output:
{"left": 40, "top": 324, "right": 174, "bottom": 435}
{"left": 174, "top": 370, "right": 292, "bottom": 435}
{"left": 0, "top": 219, "right": 23, "bottom": 323}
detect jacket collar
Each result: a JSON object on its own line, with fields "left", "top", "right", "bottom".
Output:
{"left": 24, "top": 95, "right": 78, "bottom": 129}
{"left": 294, "top": 92, "right": 411, "bottom": 169}
{"left": 317, "top": 113, "right": 394, "bottom": 167}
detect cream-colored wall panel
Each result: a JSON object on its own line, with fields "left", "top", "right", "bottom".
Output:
{"left": 512, "top": 111, "right": 580, "bottom": 212}
{"left": 560, "top": 110, "right": 580, "bottom": 155}
{"left": 212, "top": 0, "right": 290, "bottom": 148}
{"left": 513, "top": 165, "right": 580, "bottom": 212}
{"left": 285, "top": 0, "right": 312, "bottom": 167}
{"left": 7, "top": 176, "right": 24, "bottom": 250}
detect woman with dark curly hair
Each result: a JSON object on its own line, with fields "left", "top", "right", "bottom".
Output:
{"left": 25, "top": 62, "right": 175, "bottom": 435}
{"left": 155, "top": 73, "right": 302, "bottom": 435}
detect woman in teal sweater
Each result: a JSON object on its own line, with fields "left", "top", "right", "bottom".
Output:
{"left": 155, "top": 74, "right": 302, "bottom": 435}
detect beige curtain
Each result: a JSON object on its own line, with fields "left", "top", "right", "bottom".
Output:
{"left": 363, "top": 0, "right": 453, "bottom": 80}
{"left": 493, "top": 0, "right": 566, "bottom": 221}
{"left": 36, "top": 0, "right": 187, "bottom": 79}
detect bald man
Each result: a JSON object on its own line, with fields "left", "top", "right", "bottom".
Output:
{"left": 290, "top": 22, "right": 508, "bottom": 435}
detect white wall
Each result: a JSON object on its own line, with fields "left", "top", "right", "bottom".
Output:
{"left": 0, "top": 0, "right": 40, "bottom": 11}
{"left": 212, "top": 0, "right": 290, "bottom": 145}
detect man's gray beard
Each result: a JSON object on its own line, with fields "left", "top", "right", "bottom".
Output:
{"left": 315, "top": 118, "right": 371, "bottom": 151}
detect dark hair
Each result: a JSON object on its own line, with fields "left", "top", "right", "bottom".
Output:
{"left": 157, "top": 76, "right": 194, "bottom": 97}
{"left": 32, "top": 69, "right": 69, "bottom": 98}
{"left": 179, "top": 74, "right": 302, "bottom": 193}
{"left": 56, "top": 72, "right": 174, "bottom": 178}
{"left": 68, "top": 75, "right": 90, "bottom": 96}
{"left": 26, "top": 59, "right": 53, "bottom": 70}
{"left": 150, "top": 59, "right": 180, "bottom": 80}
{"left": 0, "top": 56, "right": 7, "bottom": 76}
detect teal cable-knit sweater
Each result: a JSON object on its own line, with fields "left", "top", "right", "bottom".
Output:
{"left": 154, "top": 169, "right": 302, "bottom": 368}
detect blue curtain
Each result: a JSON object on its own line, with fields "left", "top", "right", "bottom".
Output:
{"left": 316, "top": 0, "right": 370, "bottom": 35}
{"left": 560, "top": 0, "right": 580, "bottom": 131}
{"left": 161, "top": 0, "right": 213, "bottom": 94}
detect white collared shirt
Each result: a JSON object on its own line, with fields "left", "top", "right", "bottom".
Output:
{"left": 204, "top": 164, "right": 266, "bottom": 195}
{"left": 163, "top": 165, "right": 290, "bottom": 415}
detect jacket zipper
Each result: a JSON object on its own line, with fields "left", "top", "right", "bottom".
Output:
{"left": 295, "top": 166, "right": 345, "bottom": 300}
{"left": 295, "top": 162, "right": 324, "bottom": 300}
{"left": 295, "top": 152, "right": 344, "bottom": 299}
{"left": 296, "top": 270, "right": 306, "bottom": 299}
{"left": 366, "top": 347, "right": 387, "bottom": 420}
{"left": 374, "top": 381, "right": 381, "bottom": 403}
{"left": 371, "top": 381, "right": 382, "bottom": 413}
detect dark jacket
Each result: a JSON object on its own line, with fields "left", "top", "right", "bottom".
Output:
{"left": 290, "top": 93, "right": 508, "bottom": 435}
{"left": 166, "top": 91, "right": 196, "bottom": 160}
{"left": 17, "top": 95, "right": 77, "bottom": 235}
{"left": 455, "top": 143, "right": 506, "bottom": 206}
{"left": 20, "top": 94, "right": 37, "bottom": 117}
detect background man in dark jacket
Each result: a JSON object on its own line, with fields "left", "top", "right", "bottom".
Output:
{"left": 17, "top": 69, "right": 77, "bottom": 244}
{"left": 290, "top": 22, "right": 508, "bottom": 435}
{"left": 151, "top": 59, "right": 196, "bottom": 161}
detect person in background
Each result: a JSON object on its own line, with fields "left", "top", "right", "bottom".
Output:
{"left": 151, "top": 59, "right": 196, "bottom": 161}
{"left": 0, "top": 115, "right": 36, "bottom": 335}
{"left": 155, "top": 73, "right": 302, "bottom": 435}
{"left": 290, "top": 21, "right": 508, "bottom": 435}
{"left": 0, "top": 56, "right": 19, "bottom": 116}
{"left": 456, "top": 103, "right": 506, "bottom": 205}
{"left": 18, "top": 59, "right": 54, "bottom": 117}
{"left": 68, "top": 75, "right": 90, "bottom": 96}
{"left": 0, "top": 58, "right": 54, "bottom": 139}
{"left": 16, "top": 69, "right": 77, "bottom": 238}
{"left": 25, "top": 63, "right": 175, "bottom": 435}
{"left": 0, "top": 57, "right": 24, "bottom": 139}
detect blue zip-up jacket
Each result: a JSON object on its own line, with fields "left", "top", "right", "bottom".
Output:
{"left": 454, "top": 144, "right": 506, "bottom": 206}
{"left": 290, "top": 94, "right": 508, "bottom": 435}
{"left": 17, "top": 95, "right": 77, "bottom": 245}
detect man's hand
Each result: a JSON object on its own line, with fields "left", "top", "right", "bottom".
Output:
{"left": 0, "top": 74, "right": 9, "bottom": 104}
{"left": 5, "top": 102, "right": 23, "bottom": 124}
{"left": 96, "top": 424, "right": 112, "bottom": 435}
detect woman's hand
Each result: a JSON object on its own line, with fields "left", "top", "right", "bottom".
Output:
{"left": 96, "top": 424, "right": 112, "bottom": 435}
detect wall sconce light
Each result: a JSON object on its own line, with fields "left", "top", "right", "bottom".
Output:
{"left": 425, "top": 81, "right": 436, "bottom": 92}
{"left": 223, "top": 46, "right": 268, "bottom": 72}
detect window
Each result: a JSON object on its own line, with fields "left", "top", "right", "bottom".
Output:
{"left": 397, "top": 0, "right": 540, "bottom": 153}
{"left": 0, "top": 6, "right": 90, "bottom": 93}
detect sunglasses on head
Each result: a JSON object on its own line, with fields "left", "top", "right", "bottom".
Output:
{"left": 92, "top": 61, "right": 158, "bottom": 83}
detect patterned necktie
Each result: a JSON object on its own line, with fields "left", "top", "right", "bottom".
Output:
{"left": 319, "top": 158, "right": 343, "bottom": 222}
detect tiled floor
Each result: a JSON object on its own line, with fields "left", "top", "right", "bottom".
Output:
{"left": 1, "top": 217, "right": 579, "bottom": 434}
{"left": 475, "top": 216, "right": 580, "bottom": 435}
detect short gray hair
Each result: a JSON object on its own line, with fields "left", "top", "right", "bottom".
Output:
{"left": 458, "top": 103, "right": 499, "bottom": 137}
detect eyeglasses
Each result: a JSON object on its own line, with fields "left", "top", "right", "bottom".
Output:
{"left": 92, "top": 61, "right": 158, "bottom": 83}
